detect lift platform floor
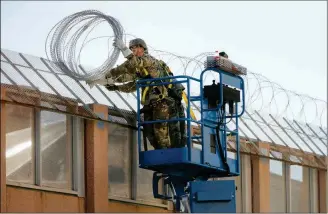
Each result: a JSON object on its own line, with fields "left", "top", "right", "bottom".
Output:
{"left": 139, "top": 147, "right": 238, "bottom": 180}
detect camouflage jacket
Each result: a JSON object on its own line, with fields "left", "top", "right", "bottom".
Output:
{"left": 109, "top": 54, "right": 174, "bottom": 104}
{"left": 110, "top": 54, "right": 184, "bottom": 104}
{"left": 107, "top": 54, "right": 172, "bottom": 105}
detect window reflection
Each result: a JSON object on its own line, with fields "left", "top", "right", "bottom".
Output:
{"left": 5, "top": 104, "right": 34, "bottom": 184}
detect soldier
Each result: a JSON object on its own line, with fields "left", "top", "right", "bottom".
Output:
{"left": 87, "top": 38, "right": 186, "bottom": 149}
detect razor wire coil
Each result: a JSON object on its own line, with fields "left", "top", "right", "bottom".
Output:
{"left": 45, "top": 10, "right": 124, "bottom": 81}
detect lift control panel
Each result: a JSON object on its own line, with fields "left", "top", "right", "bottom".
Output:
{"left": 204, "top": 80, "right": 241, "bottom": 112}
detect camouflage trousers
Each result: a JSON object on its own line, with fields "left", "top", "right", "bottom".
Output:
{"left": 142, "top": 98, "right": 186, "bottom": 149}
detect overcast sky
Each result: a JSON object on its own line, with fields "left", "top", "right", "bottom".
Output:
{"left": 1, "top": 1, "right": 327, "bottom": 97}
{"left": 1, "top": 1, "right": 327, "bottom": 179}
{"left": 1, "top": 1, "right": 327, "bottom": 127}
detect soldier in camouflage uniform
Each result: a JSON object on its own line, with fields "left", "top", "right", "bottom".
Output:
{"left": 87, "top": 38, "right": 186, "bottom": 149}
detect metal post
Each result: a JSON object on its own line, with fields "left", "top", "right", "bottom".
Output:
{"left": 1, "top": 52, "right": 59, "bottom": 110}
{"left": 283, "top": 118, "right": 326, "bottom": 167}
{"left": 34, "top": 109, "right": 41, "bottom": 186}
{"left": 241, "top": 154, "right": 252, "bottom": 212}
{"left": 19, "top": 53, "right": 76, "bottom": 108}
{"left": 39, "top": 58, "right": 99, "bottom": 118}
{"left": 309, "top": 168, "right": 314, "bottom": 212}
{"left": 72, "top": 116, "right": 77, "bottom": 191}
{"left": 75, "top": 117, "right": 85, "bottom": 197}
{"left": 130, "top": 120, "right": 138, "bottom": 200}
{"left": 187, "top": 78, "right": 191, "bottom": 162}
{"left": 136, "top": 84, "right": 142, "bottom": 154}
{"left": 293, "top": 120, "right": 325, "bottom": 155}
{"left": 78, "top": 65, "right": 135, "bottom": 119}
{"left": 284, "top": 162, "right": 291, "bottom": 212}
{"left": 319, "top": 126, "right": 327, "bottom": 137}
{"left": 305, "top": 123, "right": 327, "bottom": 146}
{"left": 236, "top": 103, "right": 240, "bottom": 174}
{"left": 243, "top": 111, "right": 285, "bottom": 160}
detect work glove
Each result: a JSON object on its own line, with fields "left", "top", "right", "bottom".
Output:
{"left": 86, "top": 77, "right": 114, "bottom": 89}
{"left": 113, "top": 38, "right": 132, "bottom": 58}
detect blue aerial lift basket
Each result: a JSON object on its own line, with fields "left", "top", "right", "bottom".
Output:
{"left": 136, "top": 67, "right": 245, "bottom": 213}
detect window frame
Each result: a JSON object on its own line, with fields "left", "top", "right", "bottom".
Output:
{"left": 5, "top": 105, "right": 83, "bottom": 196}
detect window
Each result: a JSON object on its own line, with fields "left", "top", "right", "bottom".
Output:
{"left": 5, "top": 104, "right": 34, "bottom": 184}
{"left": 107, "top": 121, "right": 165, "bottom": 205}
{"left": 270, "top": 159, "right": 286, "bottom": 212}
{"left": 40, "top": 111, "right": 72, "bottom": 189}
{"left": 5, "top": 104, "right": 82, "bottom": 192}
{"left": 108, "top": 123, "right": 131, "bottom": 199}
{"left": 290, "top": 165, "right": 310, "bottom": 212}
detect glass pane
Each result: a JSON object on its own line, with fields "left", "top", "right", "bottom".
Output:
{"left": 1, "top": 49, "right": 29, "bottom": 66}
{"left": 1, "top": 62, "right": 32, "bottom": 87}
{"left": 15, "top": 66, "right": 55, "bottom": 94}
{"left": 37, "top": 71, "right": 76, "bottom": 99}
{"left": 108, "top": 123, "right": 131, "bottom": 199}
{"left": 43, "top": 59, "right": 66, "bottom": 74}
{"left": 119, "top": 92, "right": 138, "bottom": 112}
{"left": 40, "top": 111, "right": 71, "bottom": 190}
{"left": 238, "top": 117, "right": 259, "bottom": 140}
{"left": 83, "top": 85, "right": 113, "bottom": 107}
{"left": 20, "top": 53, "right": 50, "bottom": 71}
{"left": 103, "top": 89, "right": 133, "bottom": 111}
{"left": 58, "top": 75, "right": 95, "bottom": 104}
{"left": 136, "top": 134, "right": 163, "bottom": 204}
{"left": 6, "top": 104, "right": 34, "bottom": 184}
{"left": 136, "top": 167, "right": 155, "bottom": 202}
{"left": 270, "top": 160, "right": 286, "bottom": 212}
{"left": 1, "top": 72, "right": 11, "bottom": 84}
{"left": 1, "top": 53, "right": 7, "bottom": 62}
{"left": 285, "top": 121, "right": 313, "bottom": 153}
{"left": 290, "top": 165, "right": 310, "bottom": 212}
